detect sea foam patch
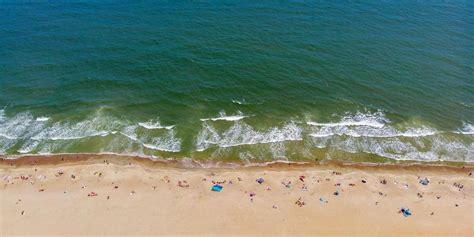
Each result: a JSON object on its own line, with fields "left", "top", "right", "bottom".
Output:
{"left": 307, "top": 112, "right": 438, "bottom": 138}
{"left": 308, "top": 125, "right": 437, "bottom": 138}
{"left": 31, "top": 117, "right": 119, "bottom": 141}
{"left": 120, "top": 125, "right": 181, "bottom": 152}
{"left": 142, "top": 130, "right": 181, "bottom": 153}
{"left": 307, "top": 111, "right": 387, "bottom": 128}
{"left": 456, "top": 122, "right": 474, "bottom": 135}
{"left": 0, "top": 112, "right": 51, "bottom": 141}
{"left": 138, "top": 119, "right": 175, "bottom": 130}
{"left": 306, "top": 112, "right": 473, "bottom": 162}
{"left": 0, "top": 109, "right": 472, "bottom": 161}
{"left": 196, "top": 121, "right": 302, "bottom": 151}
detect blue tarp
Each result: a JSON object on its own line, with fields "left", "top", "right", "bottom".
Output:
{"left": 211, "top": 184, "right": 223, "bottom": 192}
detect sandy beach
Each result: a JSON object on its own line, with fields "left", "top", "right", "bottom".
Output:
{"left": 1, "top": 154, "right": 473, "bottom": 236}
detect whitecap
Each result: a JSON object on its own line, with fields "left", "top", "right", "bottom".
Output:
{"left": 232, "top": 99, "right": 253, "bottom": 105}
{"left": 455, "top": 122, "right": 474, "bottom": 135}
{"left": 307, "top": 111, "right": 387, "bottom": 128}
{"left": 30, "top": 115, "right": 121, "bottom": 141}
{"left": 0, "top": 133, "right": 17, "bottom": 140}
{"left": 142, "top": 143, "right": 180, "bottom": 152}
{"left": 142, "top": 129, "right": 181, "bottom": 152}
{"left": 309, "top": 126, "right": 437, "bottom": 138}
{"left": 120, "top": 125, "right": 181, "bottom": 152}
{"left": 47, "top": 131, "right": 111, "bottom": 140}
{"left": 200, "top": 111, "right": 248, "bottom": 122}
{"left": 398, "top": 127, "right": 437, "bottom": 137}
{"left": 138, "top": 119, "right": 175, "bottom": 130}
{"left": 232, "top": 99, "right": 244, "bottom": 105}
{"left": 36, "top": 117, "right": 50, "bottom": 122}
{"left": 0, "top": 112, "right": 33, "bottom": 139}
{"left": 0, "top": 112, "right": 49, "bottom": 140}
{"left": 307, "top": 121, "right": 385, "bottom": 128}
{"left": 196, "top": 121, "right": 302, "bottom": 151}
{"left": 309, "top": 132, "right": 335, "bottom": 138}
{"left": 17, "top": 141, "right": 40, "bottom": 154}
{"left": 200, "top": 115, "right": 247, "bottom": 122}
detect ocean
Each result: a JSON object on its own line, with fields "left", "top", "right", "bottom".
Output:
{"left": 0, "top": 1, "right": 473, "bottom": 162}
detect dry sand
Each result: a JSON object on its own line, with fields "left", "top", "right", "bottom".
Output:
{"left": 1, "top": 154, "right": 473, "bottom": 236}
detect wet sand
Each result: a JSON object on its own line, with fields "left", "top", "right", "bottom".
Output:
{"left": 1, "top": 154, "right": 473, "bottom": 236}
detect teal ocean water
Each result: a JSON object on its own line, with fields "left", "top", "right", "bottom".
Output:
{"left": 1, "top": 1, "right": 473, "bottom": 162}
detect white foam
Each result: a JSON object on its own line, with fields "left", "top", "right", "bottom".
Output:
{"left": 239, "top": 151, "right": 256, "bottom": 161}
{"left": 0, "top": 109, "right": 5, "bottom": 121}
{"left": 232, "top": 99, "right": 244, "bottom": 105}
{"left": 120, "top": 125, "right": 181, "bottom": 152}
{"left": 119, "top": 133, "right": 139, "bottom": 142}
{"left": 0, "top": 112, "right": 34, "bottom": 140}
{"left": 10, "top": 115, "right": 183, "bottom": 153}
{"left": 138, "top": 119, "right": 175, "bottom": 130}
{"left": 31, "top": 117, "right": 116, "bottom": 141}
{"left": 0, "top": 109, "right": 472, "bottom": 162}
{"left": 200, "top": 111, "right": 248, "bottom": 122}
{"left": 309, "top": 133, "right": 335, "bottom": 138}
{"left": 142, "top": 142, "right": 180, "bottom": 152}
{"left": 17, "top": 149, "right": 31, "bottom": 154}
{"left": 306, "top": 112, "right": 439, "bottom": 139}
{"left": 309, "top": 128, "right": 473, "bottom": 162}
{"left": 0, "top": 136, "right": 17, "bottom": 155}
{"left": 0, "top": 112, "right": 52, "bottom": 144}
{"left": 201, "top": 116, "right": 246, "bottom": 122}
{"left": 307, "top": 111, "right": 386, "bottom": 128}
{"left": 17, "top": 140, "right": 40, "bottom": 154}
{"left": 398, "top": 127, "right": 437, "bottom": 137}
{"left": 0, "top": 133, "right": 17, "bottom": 140}
{"left": 36, "top": 117, "right": 50, "bottom": 122}
{"left": 307, "top": 121, "right": 384, "bottom": 128}
{"left": 456, "top": 123, "right": 474, "bottom": 135}
{"left": 196, "top": 121, "right": 302, "bottom": 151}
{"left": 232, "top": 99, "right": 252, "bottom": 105}
{"left": 47, "top": 131, "right": 111, "bottom": 140}
{"left": 304, "top": 111, "right": 474, "bottom": 161}
{"left": 309, "top": 126, "right": 437, "bottom": 138}
{"left": 143, "top": 129, "right": 181, "bottom": 152}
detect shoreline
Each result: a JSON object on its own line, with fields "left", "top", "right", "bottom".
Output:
{"left": 2, "top": 153, "right": 473, "bottom": 170}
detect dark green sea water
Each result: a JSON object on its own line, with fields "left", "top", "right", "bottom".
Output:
{"left": 1, "top": 1, "right": 473, "bottom": 162}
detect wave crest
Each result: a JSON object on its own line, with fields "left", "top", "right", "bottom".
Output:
{"left": 200, "top": 110, "right": 249, "bottom": 122}
{"left": 196, "top": 121, "right": 302, "bottom": 151}
{"left": 138, "top": 119, "right": 175, "bottom": 130}
{"left": 0, "top": 109, "right": 472, "bottom": 162}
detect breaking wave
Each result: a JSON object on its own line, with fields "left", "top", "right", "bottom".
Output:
{"left": 196, "top": 121, "right": 302, "bottom": 151}
{"left": 456, "top": 122, "right": 474, "bottom": 135}
{"left": 0, "top": 110, "right": 182, "bottom": 154}
{"left": 307, "top": 111, "right": 386, "bottom": 128}
{"left": 138, "top": 119, "right": 175, "bottom": 130}
{"left": 0, "top": 109, "right": 472, "bottom": 162}
{"left": 305, "top": 112, "right": 472, "bottom": 162}
{"left": 308, "top": 125, "right": 438, "bottom": 138}
{"left": 200, "top": 111, "right": 249, "bottom": 122}
{"left": 120, "top": 125, "right": 181, "bottom": 153}
{"left": 36, "top": 117, "right": 50, "bottom": 122}
{"left": 31, "top": 116, "right": 120, "bottom": 141}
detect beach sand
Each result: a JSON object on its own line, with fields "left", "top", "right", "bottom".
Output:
{"left": 1, "top": 154, "right": 473, "bottom": 236}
